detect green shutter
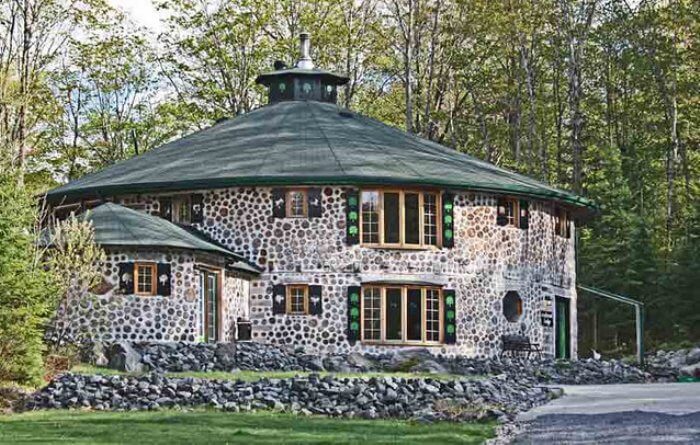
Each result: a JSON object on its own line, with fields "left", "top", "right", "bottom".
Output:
{"left": 347, "top": 286, "right": 361, "bottom": 344}
{"left": 444, "top": 289, "right": 457, "bottom": 344}
{"left": 442, "top": 193, "right": 455, "bottom": 248}
{"left": 346, "top": 189, "right": 360, "bottom": 245}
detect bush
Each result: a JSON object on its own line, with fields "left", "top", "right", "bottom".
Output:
{"left": 0, "top": 170, "right": 57, "bottom": 386}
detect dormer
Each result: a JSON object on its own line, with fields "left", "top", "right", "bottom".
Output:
{"left": 255, "top": 32, "right": 349, "bottom": 104}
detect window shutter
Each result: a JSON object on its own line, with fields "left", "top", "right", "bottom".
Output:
{"left": 272, "top": 284, "right": 286, "bottom": 314}
{"left": 309, "top": 285, "right": 323, "bottom": 315}
{"left": 519, "top": 200, "right": 529, "bottom": 230}
{"left": 191, "top": 193, "right": 204, "bottom": 223}
{"left": 443, "top": 289, "right": 457, "bottom": 344}
{"left": 118, "top": 262, "right": 135, "bottom": 294}
{"left": 345, "top": 189, "right": 360, "bottom": 245}
{"left": 496, "top": 198, "right": 508, "bottom": 226}
{"left": 347, "top": 286, "right": 361, "bottom": 344}
{"left": 156, "top": 263, "right": 171, "bottom": 296}
{"left": 308, "top": 188, "right": 322, "bottom": 218}
{"left": 159, "top": 197, "right": 172, "bottom": 221}
{"left": 271, "top": 188, "right": 286, "bottom": 218}
{"left": 442, "top": 192, "right": 455, "bottom": 248}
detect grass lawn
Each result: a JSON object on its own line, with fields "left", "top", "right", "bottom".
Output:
{"left": 71, "top": 364, "right": 476, "bottom": 382}
{"left": 0, "top": 410, "right": 495, "bottom": 444}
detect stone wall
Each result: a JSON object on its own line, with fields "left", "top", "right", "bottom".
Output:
{"left": 53, "top": 248, "right": 248, "bottom": 343}
{"left": 110, "top": 186, "right": 576, "bottom": 358}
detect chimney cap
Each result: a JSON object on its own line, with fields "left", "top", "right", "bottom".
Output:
{"left": 296, "top": 32, "right": 314, "bottom": 70}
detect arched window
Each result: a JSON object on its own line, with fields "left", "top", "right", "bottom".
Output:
{"left": 503, "top": 291, "right": 523, "bottom": 322}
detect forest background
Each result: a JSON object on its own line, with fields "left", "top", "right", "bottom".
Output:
{"left": 1, "top": 0, "right": 698, "bottom": 358}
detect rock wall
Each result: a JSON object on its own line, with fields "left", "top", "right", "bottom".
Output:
{"left": 105, "top": 186, "right": 577, "bottom": 358}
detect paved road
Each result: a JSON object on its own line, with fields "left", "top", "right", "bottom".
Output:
{"left": 515, "top": 383, "right": 700, "bottom": 444}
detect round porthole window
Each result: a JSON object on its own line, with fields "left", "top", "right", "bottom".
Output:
{"left": 503, "top": 291, "right": 523, "bottom": 322}
{"left": 278, "top": 82, "right": 286, "bottom": 92}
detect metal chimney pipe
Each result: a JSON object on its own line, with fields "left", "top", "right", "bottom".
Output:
{"left": 297, "top": 32, "right": 314, "bottom": 69}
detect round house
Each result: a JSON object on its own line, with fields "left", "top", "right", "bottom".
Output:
{"left": 47, "top": 34, "right": 595, "bottom": 359}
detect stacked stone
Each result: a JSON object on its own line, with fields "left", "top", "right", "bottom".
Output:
{"left": 646, "top": 346, "right": 700, "bottom": 380}
{"left": 89, "top": 341, "right": 655, "bottom": 385}
{"left": 26, "top": 372, "right": 554, "bottom": 422}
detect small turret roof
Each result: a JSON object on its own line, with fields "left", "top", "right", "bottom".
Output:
{"left": 79, "top": 203, "right": 261, "bottom": 274}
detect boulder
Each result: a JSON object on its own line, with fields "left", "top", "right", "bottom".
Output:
{"left": 214, "top": 343, "right": 237, "bottom": 370}
{"left": 107, "top": 342, "right": 143, "bottom": 373}
{"left": 680, "top": 363, "right": 700, "bottom": 378}
{"left": 686, "top": 348, "right": 700, "bottom": 366}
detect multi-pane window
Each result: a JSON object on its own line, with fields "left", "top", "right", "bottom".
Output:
{"left": 135, "top": 263, "right": 156, "bottom": 296}
{"left": 360, "top": 190, "right": 441, "bottom": 248}
{"left": 497, "top": 198, "right": 519, "bottom": 227}
{"left": 425, "top": 289, "right": 441, "bottom": 342}
{"left": 286, "top": 190, "right": 308, "bottom": 218}
{"left": 361, "top": 191, "right": 380, "bottom": 244}
{"left": 555, "top": 208, "right": 570, "bottom": 238}
{"left": 286, "top": 285, "right": 309, "bottom": 314}
{"left": 423, "top": 193, "right": 438, "bottom": 245}
{"left": 362, "top": 287, "right": 381, "bottom": 340}
{"left": 173, "top": 196, "right": 191, "bottom": 224}
{"left": 361, "top": 286, "right": 443, "bottom": 344}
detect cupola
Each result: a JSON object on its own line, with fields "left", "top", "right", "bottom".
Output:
{"left": 255, "top": 32, "right": 349, "bottom": 104}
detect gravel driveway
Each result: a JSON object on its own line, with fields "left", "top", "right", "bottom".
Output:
{"left": 514, "top": 383, "right": 700, "bottom": 444}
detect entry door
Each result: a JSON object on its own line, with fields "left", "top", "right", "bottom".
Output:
{"left": 199, "top": 270, "right": 220, "bottom": 342}
{"left": 555, "top": 296, "right": 570, "bottom": 359}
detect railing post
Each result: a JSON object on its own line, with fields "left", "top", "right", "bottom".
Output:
{"left": 635, "top": 304, "right": 644, "bottom": 365}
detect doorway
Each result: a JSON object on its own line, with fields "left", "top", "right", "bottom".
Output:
{"left": 198, "top": 269, "right": 220, "bottom": 342}
{"left": 555, "top": 296, "right": 571, "bottom": 359}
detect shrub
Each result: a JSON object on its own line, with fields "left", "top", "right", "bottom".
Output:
{"left": 0, "top": 170, "right": 57, "bottom": 386}
{"left": 44, "top": 215, "right": 105, "bottom": 349}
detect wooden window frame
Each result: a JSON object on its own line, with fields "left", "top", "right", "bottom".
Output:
{"left": 499, "top": 197, "right": 520, "bottom": 228}
{"left": 286, "top": 189, "right": 308, "bottom": 218}
{"left": 359, "top": 189, "right": 442, "bottom": 249}
{"left": 360, "top": 285, "right": 444, "bottom": 345}
{"left": 286, "top": 285, "right": 310, "bottom": 315}
{"left": 134, "top": 262, "right": 157, "bottom": 296}
{"left": 172, "top": 195, "right": 192, "bottom": 224}
{"left": 555, "top": 207, "right": 569, "bottom": 238}
{"left": 196, "top": 265, "right": 223, "bottom": 342}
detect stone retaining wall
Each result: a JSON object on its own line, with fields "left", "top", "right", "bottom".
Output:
{"left": 88, "top": 341, "right": 653, "bottom": 385}
{"left": 26, "top": 372, "right": 554, "bottom": 422}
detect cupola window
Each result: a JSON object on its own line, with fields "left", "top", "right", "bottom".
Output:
{"left": 360, "top": 190, "right": 441, "bottom": 248}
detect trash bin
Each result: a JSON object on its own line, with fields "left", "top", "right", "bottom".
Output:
{"left": 237, "top": 319, "right": 252, "bottom": 341}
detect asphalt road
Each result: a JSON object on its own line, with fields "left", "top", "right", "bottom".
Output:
{"left": 515, "top": 383, "right": 700, "bottom": 444}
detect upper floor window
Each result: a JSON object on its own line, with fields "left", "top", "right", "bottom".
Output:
{"left": 286, "top": 190, "right": 308, "bottom": 218}
{"left": 134, "top": 263, "right": 157, "bottom": 296}
{"left": 555, "top": 208, "right": 570, "bottom": 238}
{"left": 360, "top": 190, "right": 440, "bottom": 248}
{"left": 497, "top": 198, "right": 520, "bottom": 228}
{"left": 173, "top": 195, "right": 191, "bottom": 224}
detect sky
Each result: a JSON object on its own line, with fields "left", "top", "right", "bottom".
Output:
{"left": 107, "top": 0, "right": 164, "bottom": 32}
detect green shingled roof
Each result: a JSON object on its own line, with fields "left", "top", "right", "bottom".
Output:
{"left": 46, "top": 100, "right": 595, "bottom": 212}
{"left": 79, "top": 203, "right": 261, "bottom": 274}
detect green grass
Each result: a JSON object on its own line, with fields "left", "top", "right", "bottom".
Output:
{"left": 0, "top": 410, "right": 495, "bottom": 444}
{"left": 70, "top": 364, "right": 476, "bottom": 382}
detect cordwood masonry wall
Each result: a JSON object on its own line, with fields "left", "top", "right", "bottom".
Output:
{"left": 101, "top": 186, "right": 576, "bottom": 359}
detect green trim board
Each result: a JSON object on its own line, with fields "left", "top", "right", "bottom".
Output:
{"left": 46, "top": 101, "right": 596, "bottom": 215}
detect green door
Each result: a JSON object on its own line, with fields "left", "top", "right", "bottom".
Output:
{"left": 555, "top": 296, "right": 570, "bottom": 359}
